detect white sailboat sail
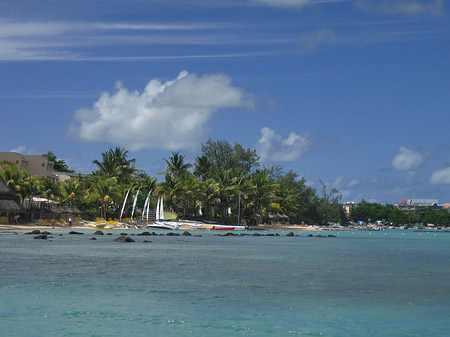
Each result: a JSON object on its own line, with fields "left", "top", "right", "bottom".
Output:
{"left": 155, "top": 196, "right": 161, "bottom": 221}
{"left": 142, "top": 191, "right": 151, "bottom": 221}
{"left": 159, "top": 196, "right": 164, "bottom": 220}
{"left": 119, "top": 189, "right": 130, "bottom": 221}
{"left": 130, "top": 189, "right": 139, "bottom": 220}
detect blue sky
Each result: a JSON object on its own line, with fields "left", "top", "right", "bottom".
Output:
{"left": 1, "top": 0, "right": 449, "bottom": 204}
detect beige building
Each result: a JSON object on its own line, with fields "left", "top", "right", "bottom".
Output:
{"left": 0, "top": 152, "right": 57, "bottom": 179}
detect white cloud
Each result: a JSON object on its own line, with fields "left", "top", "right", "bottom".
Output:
{"left": 257, "top": 127, "right": 311, "bottom": 162}
{"left": 348, "top": 179, "right": 359, "bottom": 187}
{"left": 355, "top": 0, "right": 444, "bottom": 16}
{"left": 0, "top": 20, "right": 266, "bottom": 62}
{"left": 297, "top": 28, "right": 335, "bottom": 53}
{"left": 391, "top": 146, "right": 424, "bottom": 171}
{"left": 10, "top": 145, "right": 26, "bottom": 153}
{"left": 430, "top": 167, "right": 450, "bottom": 185}
{"left": 70, "top": 71, "right": 253, "bottom": 151}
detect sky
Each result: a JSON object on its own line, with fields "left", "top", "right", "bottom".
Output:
{"left": 0, "top": 0, "right": 449, "bottom": 204}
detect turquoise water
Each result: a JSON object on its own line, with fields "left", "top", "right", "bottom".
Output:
{"left": 0, "top": 229, "right": 449, "bottom": 336}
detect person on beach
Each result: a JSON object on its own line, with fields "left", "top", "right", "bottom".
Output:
{"left": 68, "top": 216, "right": 72, "bottom": 226}
{"left": 14, "top": 214, "right": 20, "bottom": 224}
{"left": 51, "top": 218, "right": 56, "bottom": 229}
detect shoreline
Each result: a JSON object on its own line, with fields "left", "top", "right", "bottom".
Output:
{"left": 0, "top": 223, "right": 345, "bottom": 232}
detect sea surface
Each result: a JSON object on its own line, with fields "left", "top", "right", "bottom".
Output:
{"left": 0, "top": 228, "right": 449, "bottom": 337}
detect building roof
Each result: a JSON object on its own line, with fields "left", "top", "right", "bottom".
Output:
{"left": 0, "top": 179, "right": 12, "bottom": 195}
{"left": 0, "top": 199, "right": 25, "bottom": 212}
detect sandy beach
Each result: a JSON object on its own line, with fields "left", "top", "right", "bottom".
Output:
{"left": 0, "top": 222, "right": 328, "bottom": 232}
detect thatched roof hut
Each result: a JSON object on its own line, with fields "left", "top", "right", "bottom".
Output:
{"left": 0, "top": 179, "right": 25, "bottom": 218}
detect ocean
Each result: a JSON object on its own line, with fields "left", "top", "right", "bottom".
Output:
{"left": 0, "top": 229, "right": 449, "bottom": 336}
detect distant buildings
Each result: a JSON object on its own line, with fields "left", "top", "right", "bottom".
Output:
{"left": 0, "top": 152, "right": 81, "bottom": 181}
{"left": 342, "top": 201, "right": 358, "bottom": 216}
{"left": 395, "top": 199, "right": 441, "bottom": 213}
{"left": 0, "top": 152, "right": 57, "bottom": 179}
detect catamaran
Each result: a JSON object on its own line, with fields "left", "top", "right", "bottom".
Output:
{"left": 146, "top": 196, "right": 179, "bottom": 230}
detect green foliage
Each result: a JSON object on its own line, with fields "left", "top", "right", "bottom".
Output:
{"left": 22, "top": 143, "right": 450, "bottom": 226}
{"left": 43, "top": 151, "right": 74, "bottom": 173}
{"left": 200, "top": 138, "right": 259, "bottom": 174}
{"left": 92, "top": 147, "right": 137, "bottom": 184}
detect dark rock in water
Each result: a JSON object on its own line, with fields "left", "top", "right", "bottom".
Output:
{"left": 25, "top": 230, "right": 41, "bottom": 235}
{"left": 252, "top": 232, "right": 261, "bottom": 236}
{"left": 59, "top": 234, "right": 63, "bottom": 236}
{"left": 159, "top": 234, "right": 165, "bottom": 236}
{"left": 151, "top": 232, "right": 158, "bottom": 236}
{"left": 239, "top": 233, "right": 249, "bottom": 236}
{"left": 114, "top": 235, "right": 135, "bottom": 242}
{"left": 93, "top": 230, "right": 104, "bottom": 235}
{"left": 194, "top": 235, "right": 202, "bottom": 237}
{"left": 307, "top": 234, "right": 314, "bottom": 237}
{"left": 166, "top": 232, "right": 180, "bottom": 236}
{"left": 224, "top": 232, "right": 237, "bottom": 236}
{"left": 41, "top": 231, "right": 52, "bottom": 235}
{"left": 328, "top": 234, "right": 336, "bottom": 238}
{"left": 90, "top": 237, "right": 97, "bottom": 240}
{"left": 107, "top": 233, "right": 113, "bottom": 236}
{"left": 275, "top": 233, "right": 280, "bottom": 236}
{"left": 120, "top": 233, "right": 128, "bottom": 236}
{"left": 286, "top": 232, "right": 295, "bottom": 237}
{"left": 69, "top": 231, "right": 83, "bottom": 235}
{"left": 266, "top": 233, "right": 275, "bottom": 236}
{"left": 182, "top": 231, "right": 192, "bottom": 236}
{"left": 316, "top": 235, "right": 325, "bottom": 237}
{"left": 143, "top": 240, "right": 152, "bottom": 243}
{"left": 137, "top": 232, "right": 151, "bottom": 236}
{"left": 34, "top": 234, "right": 47, "bottom": 239}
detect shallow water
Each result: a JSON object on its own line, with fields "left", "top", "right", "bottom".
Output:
{"left": 0, "top": 229, "right": 449, "bottom": 336}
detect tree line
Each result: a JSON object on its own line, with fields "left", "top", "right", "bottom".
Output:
{"left": 350, "top": 200, "right": 450, "bottom": 226}
{"left": 1, "top": 141, "right": 448, "bottom": 226}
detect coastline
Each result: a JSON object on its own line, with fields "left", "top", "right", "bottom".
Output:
{"left": 0, "top": 222, "right": 343, "bottom": 232}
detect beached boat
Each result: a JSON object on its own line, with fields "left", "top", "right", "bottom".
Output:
{"left": 210, "top": 224, "right": 246, "bottom": 231}
{"left": 146, "top": 196, "right": 179, "bottom": 230}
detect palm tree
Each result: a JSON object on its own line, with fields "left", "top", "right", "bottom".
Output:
{"left": 62, "top": 178, "right": 84, "bottom": 207}
{"left": 198, "top": 179, "right": 220, "bottom": 218}
{"left": 248, "top": 170, "right": 279, "bottom": 225}
{"left": 177, "top": 173, "right": 200, "bottom": 218}
{"left": 0, "top": 163, "right": 30, "bottom": 203}
{"left": 211, "top": 167, "right": 237, "bottom": 220}
{"left": 163, "top": 151, "right": 192, "bottom": 177}
{"left": 86, "top": 176, "right": 122, "bottom": 219}
{"left": 39, "top": 177, "right": 63, "bottom": 202}
{"left": 193, "top": 155, "right": 211, "bottom": 181}
{"left": 93, "top": 147, "right": 137, "bottom": 183}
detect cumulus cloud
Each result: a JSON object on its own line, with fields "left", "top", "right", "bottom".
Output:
{"left": 355, "top": 0, "right": 444, "bottom": 16}
{"left": 430, "top": 167, "right": 450, "bottom": 185}
{"left": 391, "top": 146, "right": 424, "bottom": 171}
{"left": 70, "top": 71, "right": 253, "bottom": 151}
{"left": 257, "top": 127, "right": 311, "bottom": 162}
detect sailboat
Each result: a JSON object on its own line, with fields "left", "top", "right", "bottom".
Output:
{"left": 146, "top": 196, "right": 179, "bottom": 230}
